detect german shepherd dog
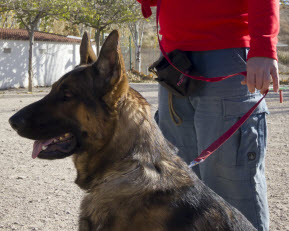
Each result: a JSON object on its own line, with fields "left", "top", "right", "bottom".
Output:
{"left": 9, "top": 31, "right": 256, "bottom": 231}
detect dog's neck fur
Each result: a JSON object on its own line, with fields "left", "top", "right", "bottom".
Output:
{"left": 73, "top": 86, "right": 194, "bottom": 193}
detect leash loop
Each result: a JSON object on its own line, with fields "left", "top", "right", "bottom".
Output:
{"left": 168, "top": 92, "right": 183, "bottom": 126}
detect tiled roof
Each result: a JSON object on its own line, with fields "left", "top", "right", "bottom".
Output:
{"left": 0, "top": 28, "right": 81, "bottom": 43}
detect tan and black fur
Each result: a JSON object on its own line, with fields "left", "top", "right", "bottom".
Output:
{"left": 9, "top": 31, "right": 256, "bottom": 231}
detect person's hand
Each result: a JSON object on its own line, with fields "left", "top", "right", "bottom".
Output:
{"left": 241, "top": 57, "right": 279, "bottom": 94}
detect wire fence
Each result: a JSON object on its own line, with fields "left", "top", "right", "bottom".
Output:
{"left": 119, "top": 35, "right": 160, "bottom": 74}
{"left": 121, "top": 46, "right": 160, "bottom": 74}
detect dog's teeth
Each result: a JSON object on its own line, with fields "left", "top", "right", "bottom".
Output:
{"left": 42, "top": 146, "right": 47, "bottom": 151}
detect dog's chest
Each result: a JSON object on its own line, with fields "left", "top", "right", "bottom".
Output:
{"left": 82, "top": 196, "right": 167, "bottom": 231}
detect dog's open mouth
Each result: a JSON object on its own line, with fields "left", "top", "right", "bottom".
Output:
{"left": 32, "top": 133, "right": 77, "bottom": 160}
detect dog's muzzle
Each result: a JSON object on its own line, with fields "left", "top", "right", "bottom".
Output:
{"left": 9, "top": 113, "right": 26, "bottom": 133}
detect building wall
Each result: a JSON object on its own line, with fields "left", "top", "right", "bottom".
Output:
{"left": 0, "top": 40, "right": 95, "bottom": 89}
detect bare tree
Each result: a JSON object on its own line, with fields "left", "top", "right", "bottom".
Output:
{"left": 128, "top": 20, "right": 146, "bottom": 72}
{"left": 128, "top": 6, "right": 155, "bottom": 72}
{"left": 66, "top": 0, "right": 142, "bottom": 56}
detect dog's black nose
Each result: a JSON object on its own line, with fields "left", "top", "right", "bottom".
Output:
{"left": 9, "top": 114, "right": 26, "bottom": 132}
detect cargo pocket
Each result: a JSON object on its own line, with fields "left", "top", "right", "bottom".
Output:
{"left": 219, "top": 94, "right": 269, "bottom": 167}
{"left": 237, "top": 113, "right": 267, "bottom": 166}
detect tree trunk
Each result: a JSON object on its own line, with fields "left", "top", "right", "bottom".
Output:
{"left": 95, "top": 29, "right": 101, "bottom": 56}
{"left": 2, "top": 13, "right": 8, "bottom": 28}
{"left": 133, "top": 22, "right": 144, "bottom": 72}
{"left": 135, "top": 45, "right": 141, "bottom": 72}
{"left": 28, "top": 29, "right": 34, "bottom": 92}
{"left": 78, "top": 24, "right": 85, "bottom": 36}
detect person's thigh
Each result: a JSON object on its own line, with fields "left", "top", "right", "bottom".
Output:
{"left": 157, "top": 85, "right": 201, "bottom": 177}
{"left": 190, "top": 48, "right": 269, "bottom": 231}
{"left": 194, "top": 96, "right": 269, "bottom": 230}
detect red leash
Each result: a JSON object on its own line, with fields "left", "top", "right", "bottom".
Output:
{"left": 141, "top": 0, "right": 268, "bottom": 167}
{"left": 188, "top": 90, "right": 268, "bottom": 167}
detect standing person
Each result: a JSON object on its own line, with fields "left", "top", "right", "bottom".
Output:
{"left": 138, "top": 0, "right": 279, "bottom": 230}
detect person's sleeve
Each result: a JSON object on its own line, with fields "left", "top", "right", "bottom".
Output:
{"left": 247, "top": 0, "right": 279, "bottom": 60}
{"left": 136, "top": 0, "right": 157, "bottom": 18}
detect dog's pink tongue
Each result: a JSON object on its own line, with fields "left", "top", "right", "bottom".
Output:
{"left": 32, "top": 139, "right": 54, "bottom": 159}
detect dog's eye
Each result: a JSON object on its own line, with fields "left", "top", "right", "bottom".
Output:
{"left": 63, "top": 90, "right": 73, "bottom": 101}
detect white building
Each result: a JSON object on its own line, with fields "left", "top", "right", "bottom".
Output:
{"left": 0, "top": 28, "right": 95, "bottom": 89}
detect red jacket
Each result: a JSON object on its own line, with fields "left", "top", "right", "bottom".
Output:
{"left": 139, "top": 0, "right": 279, "bottom": 60}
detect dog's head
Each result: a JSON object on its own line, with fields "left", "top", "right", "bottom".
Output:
{"left": 9, "top": 30, "right": 129, "bottom": 160}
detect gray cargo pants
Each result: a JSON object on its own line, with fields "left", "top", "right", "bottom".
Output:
{"left": 156, "top": 48, "right": 269, "bottom": 231}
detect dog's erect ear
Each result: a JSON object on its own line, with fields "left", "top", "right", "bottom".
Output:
{"left": 93, "top": 30, "right": 121, "bottom": 86}
{"left": 80, "top": 31, "right": 97, "bottom": 65}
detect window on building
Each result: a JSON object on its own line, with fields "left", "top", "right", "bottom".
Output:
{"left": 39, "top": 48, "right": 47, "bottom": 54}
{"left": 3, "top": 48, "right": 11, "bottom": 53}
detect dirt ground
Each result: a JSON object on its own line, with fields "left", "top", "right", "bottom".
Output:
{"left": 0, "top": 84, "right": 288, "bottom": 231}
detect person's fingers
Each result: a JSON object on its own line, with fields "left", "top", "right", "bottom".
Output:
{"left": 246, "top": 70, "right": 256, "bottom": 93}
{"left": 255, "top": 70, "right": 264, "bottom": 91}
{"left": 271, "top": 65, "right": 279, "bottom": 93}
{"left": 260, "top": 69, "right": 271, "bottom": 94}
{"left": 246, "top": 57, "right": 279, "bottom": 94}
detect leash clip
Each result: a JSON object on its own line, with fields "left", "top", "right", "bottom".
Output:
{"left": 188, "top": 159, "right": 204, "bottom": 168}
